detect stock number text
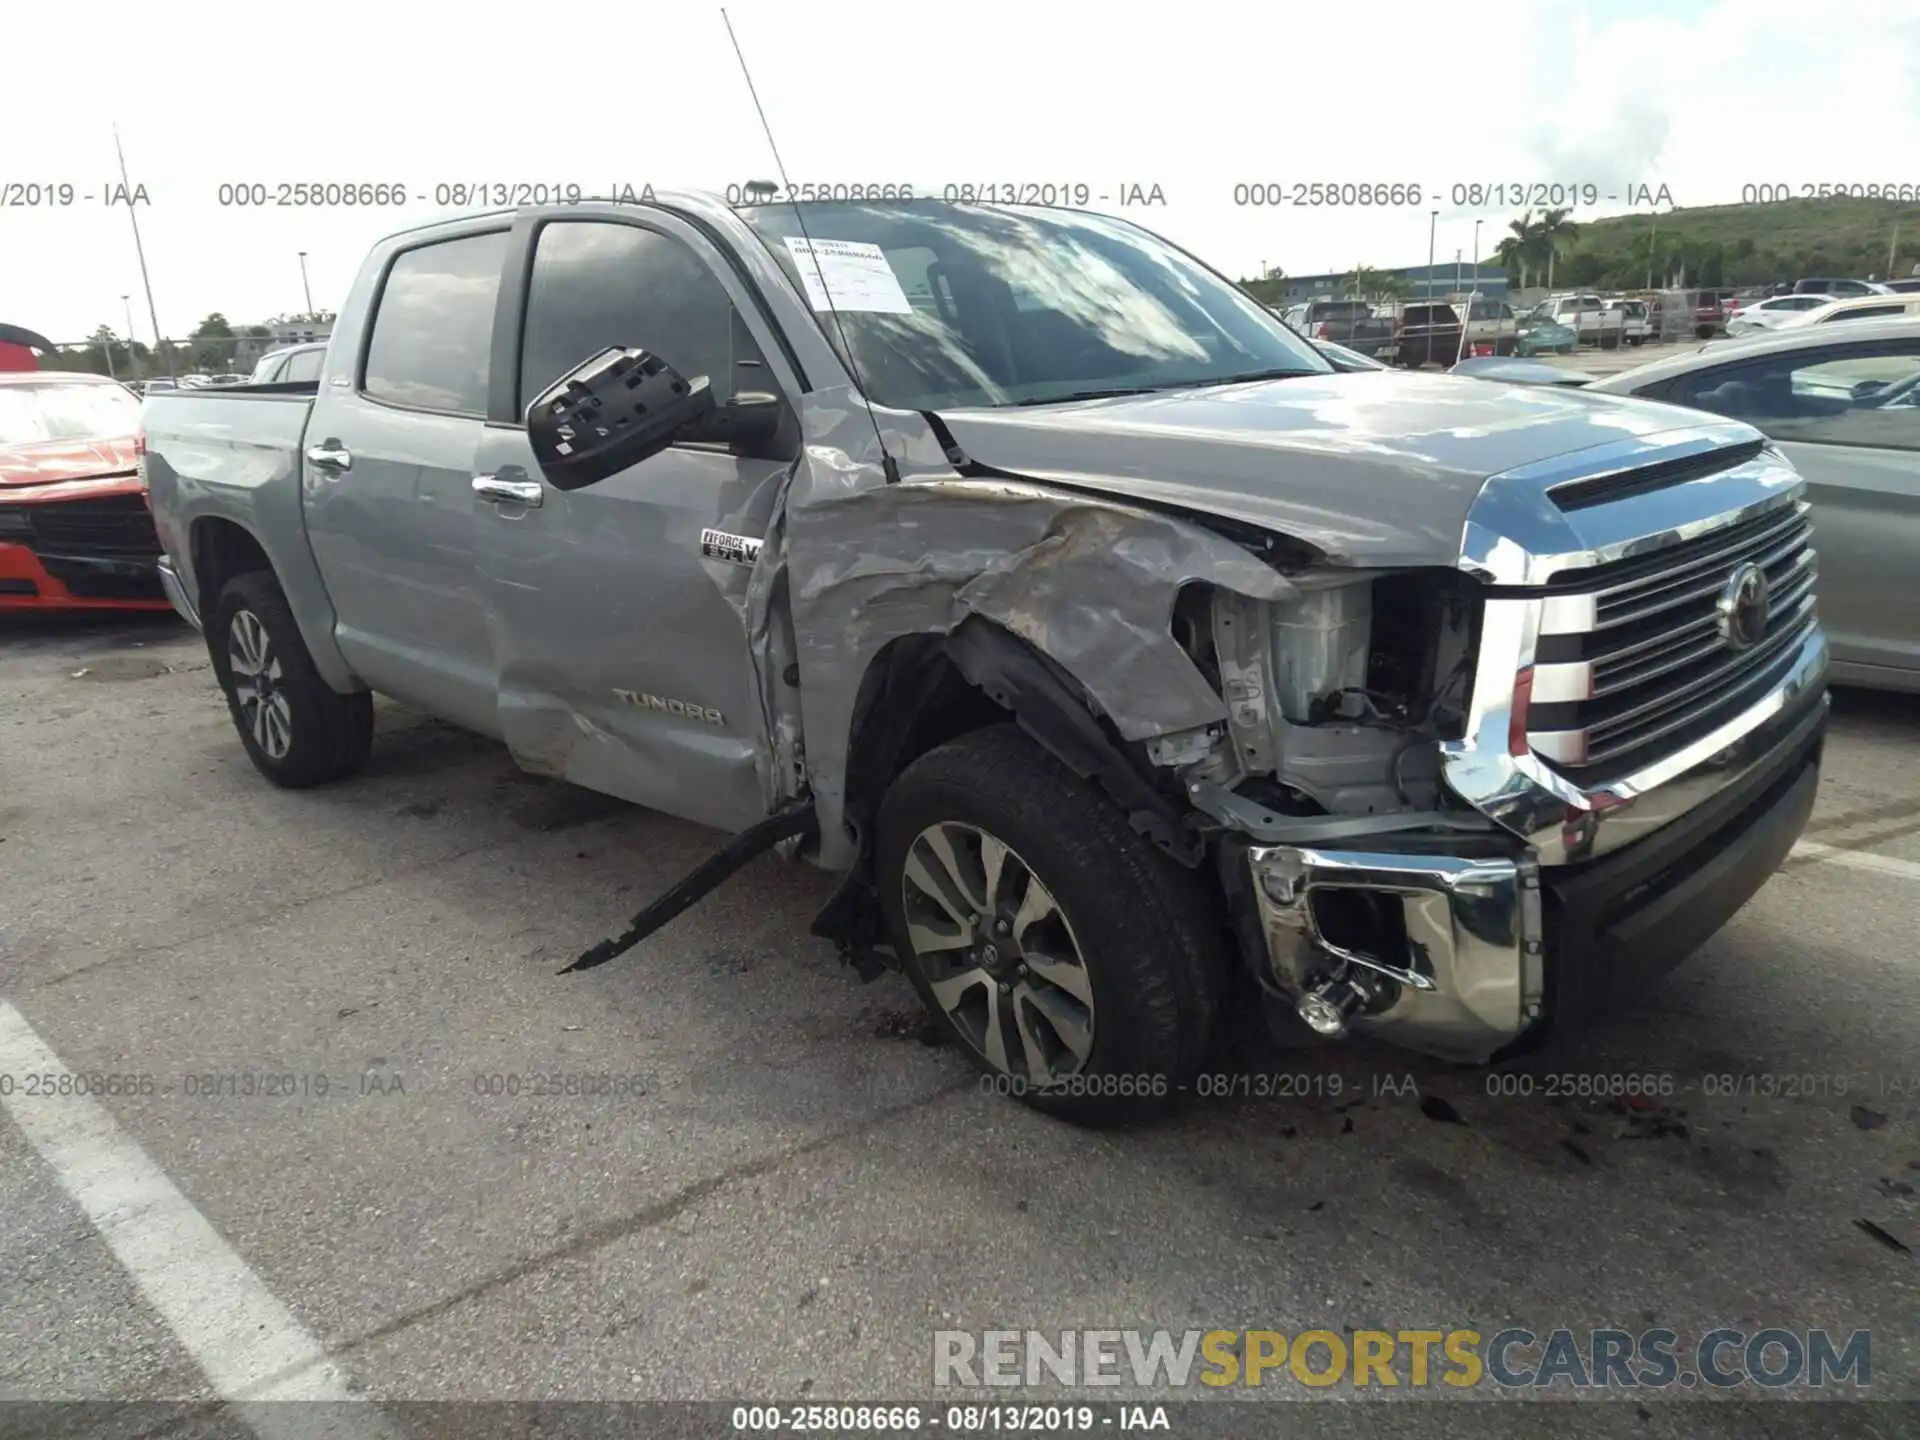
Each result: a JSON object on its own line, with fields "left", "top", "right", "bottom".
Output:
{"left": 1743, "top": 182, "right": 1920, "bottom": 203}
{"left": 1235, "top": 182, "right": 1423, "bottom": 207}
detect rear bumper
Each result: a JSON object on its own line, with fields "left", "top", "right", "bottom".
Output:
{"left": 1238, "top": 689, "right": 1826, "bottom": 1062}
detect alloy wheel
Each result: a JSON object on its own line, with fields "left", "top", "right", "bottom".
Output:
{"left": 227, "top": 609, "right": 293, "bottom": 760}
{"left": 899, "top": 821, "right": 1096, "bottom": 1084}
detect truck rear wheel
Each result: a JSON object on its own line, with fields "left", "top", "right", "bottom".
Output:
{"left": 875, "top": 725, "right": 1227, "bottom": 1123}
{"left": 209, "top": 570, "right": 373, "bottom": 789}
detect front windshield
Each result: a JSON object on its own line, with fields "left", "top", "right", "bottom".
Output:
{"left": 0, "top": 381, "right": 141, "bottom": 446}
{"left": 741, "top": 202, "right": 1330, "bottom": 409}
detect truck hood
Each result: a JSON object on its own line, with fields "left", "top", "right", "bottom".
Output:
{"left": 0, "top": 436, "right": 140, "bottom": 488}
{"left": 933, "top": 372, "right": 1703, "bottom": 567}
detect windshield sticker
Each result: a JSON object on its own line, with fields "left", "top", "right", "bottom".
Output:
{"left": 782, "top": 237, "right": 914, "bottom": 315}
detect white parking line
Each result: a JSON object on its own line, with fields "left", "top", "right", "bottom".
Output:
{"left": 1789, "top": 840, "right": 1920, "bottom": 883}
{"left": 0, "top": 1001, "right": 392, "bottom": 1438}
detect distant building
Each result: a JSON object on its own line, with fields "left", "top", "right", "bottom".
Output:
{"left": 1280, "top": 262, "right": 1508, "bottom": 302}
{"left": 227, "top": 320, "right": 333, "bottom": 372}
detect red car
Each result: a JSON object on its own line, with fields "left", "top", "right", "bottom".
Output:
{"left": 0, "top": 363, "right": 169, "bottom": 613}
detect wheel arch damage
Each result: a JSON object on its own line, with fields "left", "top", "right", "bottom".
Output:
{"left": 771, "top": 391, "right": 1307, "bottom": 975}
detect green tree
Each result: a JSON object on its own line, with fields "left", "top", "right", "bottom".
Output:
{"left": 1237, "top": 272, "right": 1288, "bottom": 307}
{"left": 1342, "top": 265, "right": 1411, "bottom": 301}
{"left": 1494, "top": 211, "right": 1545, "bottom": 289}
{"left": 190, "top": 312, "right": 236, "bottom": 372}
{"left": 1537, "top": 208, "right": 1580, "bottom": 289}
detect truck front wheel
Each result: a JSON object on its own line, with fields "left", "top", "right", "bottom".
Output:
{"left": 209, "top": 571, "right": 373, "bottom": 789}
{"left": 875, "top": 725, "right": 1226, "bottom": 1123}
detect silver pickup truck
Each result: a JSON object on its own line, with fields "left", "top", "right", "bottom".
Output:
{"left": 143, "top": 194, "right": 1830, "bottom": 1121}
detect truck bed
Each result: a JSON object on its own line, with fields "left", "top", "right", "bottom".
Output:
{"left": 140, "top": 384, "right": 320, "bottom": 631}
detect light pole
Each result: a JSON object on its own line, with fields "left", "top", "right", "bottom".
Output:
{"left": 1459, "top": 221, "right": 1482, "bottom": 364}
{"left": 297, "top": 251, "right": 315, "bottom": 317}
{"left": 114, "top": 124, "right": 172, "bottom": 381}
{"left": 1427, "top": 211, "right": 1438, "bottom": 299}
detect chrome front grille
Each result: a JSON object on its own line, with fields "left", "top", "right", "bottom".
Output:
{"left": 1525, "top": 500, "right": 1818, "bottom": 780}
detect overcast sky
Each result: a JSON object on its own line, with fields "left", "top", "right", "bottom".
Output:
{"left": 7, "top": 0, "right": 1920, "bottom": 344}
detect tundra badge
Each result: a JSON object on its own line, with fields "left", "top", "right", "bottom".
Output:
{"left": 614, "top": 690, "right": 726, "bottom": 726}
{"left": 700, "top": 528, "right": 762, "bottom": 567}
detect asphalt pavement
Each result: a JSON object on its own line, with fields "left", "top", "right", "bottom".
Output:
{"left": 1, "top": 611, "right": 1916, "bottom": 1439}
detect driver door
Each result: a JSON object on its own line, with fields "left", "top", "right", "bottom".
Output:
{"left": 471, "top": 210, "right": 805, "bottom": 832}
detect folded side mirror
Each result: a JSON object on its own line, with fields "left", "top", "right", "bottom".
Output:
{"left": 526, "top": 347, "right": 718, "bottom": 491}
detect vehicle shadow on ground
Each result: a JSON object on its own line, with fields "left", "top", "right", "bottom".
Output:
{"left": 0, "top": 609, "right": 192, "bottom": 656}
{"left": 1827, "top": 682, "right": 1920, "bottom": 733}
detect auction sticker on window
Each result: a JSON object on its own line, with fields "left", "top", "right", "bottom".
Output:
{"left": 782, "top": 237, "right": 913, "bottom": 314}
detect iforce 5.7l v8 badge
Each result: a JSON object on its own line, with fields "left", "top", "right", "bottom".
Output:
{"left": 700, "top": 528, "right": 762, "bottom": 567}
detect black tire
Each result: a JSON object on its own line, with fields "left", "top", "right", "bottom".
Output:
{"left": 208, "top": 570, "right": 373, "bottom": 788}
{"left": 875, "top": 724, "right": 1228, "bottom": 1124}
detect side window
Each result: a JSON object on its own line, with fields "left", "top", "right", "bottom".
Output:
{"left": 284, "top": 349, "right": 324, "bottom": 383}
{"left": 1661, "top": 343, "right": 1920, "bottom": 450}
{"left": 518, "top": 221, "right": 768, "bottom": 412}
{"left": 363, "top": 231, "right": 508, "bottom": 415}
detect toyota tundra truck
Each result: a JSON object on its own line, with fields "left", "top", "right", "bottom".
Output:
{"left": 141, "top": 194, "right": 1829, "bottom": 1120}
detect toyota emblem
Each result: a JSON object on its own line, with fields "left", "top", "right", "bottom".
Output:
{"left": 1716, "top": 562, "right": 1770, "bottom": 650}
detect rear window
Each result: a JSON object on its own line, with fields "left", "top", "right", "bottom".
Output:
{"left": 1309, "top": 301, "right": 1373, "bottom": 318}
{"left": 0, "top": 381, "right": 141, "bottom": 445}
{"left": 363, "top": 231, "right": 509, "bottom": 415}
{"left": 1402, "top": 304, "right": 1458, "bottom": 324}
{"left": 284, "top": 348, "right": 325, "bottom": 383}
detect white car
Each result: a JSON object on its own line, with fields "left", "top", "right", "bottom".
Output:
{"left": 1775, "top": 293, "right": 1920, "bottom": 329}
{"left": 1725, "top": 294, "right": 1831, "bottom": 336}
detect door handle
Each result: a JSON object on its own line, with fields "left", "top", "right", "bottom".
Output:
{"left": 305, "top": 441, "right": 352, "bottom": 471}
{"left": 472, "top": 474, "right": 544, "bottom": 508}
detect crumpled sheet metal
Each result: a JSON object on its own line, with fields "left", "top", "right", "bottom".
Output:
{"left": 774, "top": 389, "right": 1297, "bottom": 867}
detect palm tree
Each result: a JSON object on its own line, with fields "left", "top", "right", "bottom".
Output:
{"left": 1537, "top": 208, "right": 1581, "bottom": 290}
{"left": 1495, "top": 211, "right": 1541, "bottom": 289}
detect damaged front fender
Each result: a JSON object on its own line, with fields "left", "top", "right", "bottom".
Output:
{"left": 772, "top": 387, "right": 1301, "bottom": 870}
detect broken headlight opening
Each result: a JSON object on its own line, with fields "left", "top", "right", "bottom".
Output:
{"left": 1175, "top": 566, "right": 1484, "bottom": 823}
{"left": 1170, "top": 567, "right": 1509, "bottom": 1039}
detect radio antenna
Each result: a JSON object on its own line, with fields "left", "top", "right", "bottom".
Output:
{"left": 720, "top": 9, "right": 900, "bottom": 483}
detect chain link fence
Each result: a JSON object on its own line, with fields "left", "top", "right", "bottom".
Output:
{"left": 34, "top": 330, "right": 333, "bottom": 388}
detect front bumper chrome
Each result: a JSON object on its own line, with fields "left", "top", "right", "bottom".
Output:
{"left": 1246, "top": 845, "right": 1543, "bottom": 1061}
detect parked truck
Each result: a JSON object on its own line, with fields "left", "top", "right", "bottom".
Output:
{"left": 142, "top": 194, "right": 1829, "bottom": 1121}
{"left": 1279, "top": 299, "right": 1398, "bottom": 362}
{"left": 1532, "top": 293, "right": 1628, "bottom": 347}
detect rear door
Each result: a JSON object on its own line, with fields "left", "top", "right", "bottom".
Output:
{"left": 302, "top": 222, "right": 509, "bottom": 732}
{"left": 1643, "top": 336, "right": 1920, "bottom": 679}
{"left": 470, "top": 208, "right": 806, "bottom": 832}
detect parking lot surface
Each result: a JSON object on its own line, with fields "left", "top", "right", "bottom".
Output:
{"left": 2, "top": 611, "right": 1917, "bottom": 1437}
